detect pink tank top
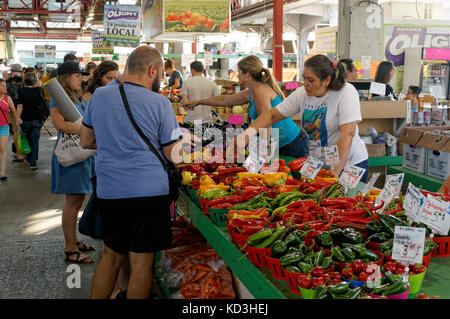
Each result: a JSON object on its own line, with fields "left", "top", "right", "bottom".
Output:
{"left": 0, "top": 95, "right": 10, "bottom": 126}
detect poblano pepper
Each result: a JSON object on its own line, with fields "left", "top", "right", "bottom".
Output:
{"left": 287, "top": 247, "right": 300, "bottom": 254}
{"left": 271, "top": 240, "right": 288, "bottom": 258}
{"left": 331, "top": 246, "right": 346, "bottom": 262}
{"left": 285, "top": 266, "right": 301, "bottom": 273}
{"left": 297, "top": 262, "right": 312, "bottom": 273}
{"left": 330, "top": 228, "right": 344, "bottom": 243}
{"left": 378, "top": 214, "right": 408, "bottom": 236}
{"left": 317, "top": 231, "right": 334, "bottom": 249}
{"left": 341, "top": 247, "right": 355, "bottom": 262}
{"left": 313, "top": 250, "right": 327, "bottom": 267}
{"left": 322, "top": 256, "right": 333, "bottom": 270}
{"left": 284, "top": 231, "right": 302, "bottom": 247}
{"left": 280, "top": 253, "right": 303, "bottom": 268}
{"left": 342, "top": 228, "right": 364, "bottom": 244}
{"left": 368, "top": 232, "right": 391, "bottom": 243}
{"left": 366, "top": 221, "right": 383, "bottom": 235}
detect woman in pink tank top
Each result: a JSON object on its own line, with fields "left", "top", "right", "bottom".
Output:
{"left": 0, "top": 79, "right": 22, "bottom": 180}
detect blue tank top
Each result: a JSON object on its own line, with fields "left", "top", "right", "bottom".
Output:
{"left": 249, "top": 84, "right": 300, "bottom": 148}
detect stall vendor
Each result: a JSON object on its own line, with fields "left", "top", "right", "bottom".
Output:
{"left": 232, "top": 54, "right": 369, "bottom": 182}
{"left": 164, "top": 58, "right": 183, "bottom": 90}
{"left": 183, "top": 55, "right": 309, "bottom": 158}
{"left": 406, "top": 85, "right": 421, "bottom": 110}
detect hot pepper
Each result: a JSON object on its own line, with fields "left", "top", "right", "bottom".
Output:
{"left": 237, "top": 172, "right": 265, "bottom": 181}
{"left": 271, "top": 240, "right": 288, "bottom": 258}
{"left": 288, "top": 157, "right": 307, "bottom": 172}
{"left": 254, "top": 224, "right": 286, "bottom": 248}
{"left": 280, "top": 253, "right": 303, "bottom": 268}
{"left": 264, "top": 172, "right": 288, "bottom": 187}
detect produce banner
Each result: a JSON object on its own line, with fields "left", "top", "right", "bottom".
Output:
{"left": 384, "top": 23, "right": 450, "bottom": 67}
{"left": 164, "top": 0, "right": 230, "bottom": 33}
{"left": 92, "top": 31, "right": 114, "bottom": 55}
{"left": 104, "top": 5, "right": 141, "bottom": 48}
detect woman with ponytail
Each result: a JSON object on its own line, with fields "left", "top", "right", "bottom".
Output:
{"left": 234, "top": 54, "right": 369, "bottom": 182}
{"left": 183, "top": 55, "right": 308, "bottom": 158}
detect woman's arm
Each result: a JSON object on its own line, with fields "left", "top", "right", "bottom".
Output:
{"left": 240, "top": 107, "right": 286, "bottom": 147}
{"left": 50, "top": 107, "right": 82, "bottom": 134}
{"left": 7, "top": 97, "right": 22, "bottom": 125}
{"left": 183, "top": 89, "right": 250, "bottom": 109}
{"left": 171, "top": 77, "right": 181, "bottom": 90}
{"left": 332, "top": 121, "right": 358, "bottom": 176}
{"left": 17, "top": 104, "right": 23, "bottom": 119}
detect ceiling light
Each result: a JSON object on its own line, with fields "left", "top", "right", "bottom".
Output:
{"left": 88, "top": 12, "right": 94, "bottom": 17}
{"left": 33, "top": 16, "right": 38, "bottom": 21}
{"left": 86, "top": 16, "right": 93, "bottom": 21}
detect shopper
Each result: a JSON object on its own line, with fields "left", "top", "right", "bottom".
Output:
{"left": 180, "top": 61, "right": 221, "bottom": 123}
{"left": 16, "top": 72, "right": 45, "bottom": 170}
{"left": 6, "top": 64, "right": 24, "bottom": 163}
{"left": 339, "top": 58, "right": 358, "bottom": 82}
{"left": 37, "top": 70, "right": 46, "bottom": 87}
{"left": 50, "top": 53, "right": 78, "bottom": 79}
{"left": 232, "top": 54, "right": 369, "bottom": 182}
{"left": 0, "top": 79, "right": 22, "bottom": 180}
{"left": 24, "top": 67, "right": 36, "bottom": 75}
{"left": 50, "top": 61, "right": 96, "bottom": 264}
{"left": 81, "top": 46, "right": 183, "bottom": 299}
{"left": 84, "top": 61, "right": 119, "bottom": 103}
{"left": 406, "top": 85, "right": 421, "bottom": 109}
{"left": 164, "top": 58, "right": 183, "bottom": 90}
{"left": 82, "top": 62, "right": 98, "bottom": 93}
{"left": 372, "top": 61, "right": 397, "bottom": 99}
{"left": 184, "top": 55, "right": 309, "bottom": 158}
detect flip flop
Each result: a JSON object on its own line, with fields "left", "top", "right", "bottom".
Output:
{"left": 0, "top": 176, "right": 8, "bottom": 181}
{"left": 64, "top": 251, "right": 94, "bottom": 264}
{"left": 77, "top": 241, "right": 96, "bottom": 252}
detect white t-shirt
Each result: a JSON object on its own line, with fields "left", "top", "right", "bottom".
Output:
{"left": 181, "top": 75, "right": 221, "bottom": 123}
{"left": 277, "top": 82, "right": 368, "bottom": 165}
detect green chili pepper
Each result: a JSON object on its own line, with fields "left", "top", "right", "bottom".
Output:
{"left": 331, "top": 246, "right": 346, "bottom": 262}
{"left": 271, "top": 240, "right": 288, "bottom": 258}
{"left": 297, "top": 262, "right": 312, "bottom": 273}
{"left": 255, "top": 225, "right": 286, "bottom": 248}
{"left": 330, "top": 282, "right": 350, "bottom": 295}
{"left": 368, "top": 232, "right": 392, "bottom": 243}
{"left": 287, "top": 246, "right": 300, "bottom": 254}
{"left": 379, "top": 239, "right": 394, "bottom": 253}
{"left": 314, "top": 285, "right": 328, "bottom": 299}
{"left": 383, "top": 282, "right": 408, "bottom": 296}
{"left": 343, "top": 287, "right": 362, "bottom": 299}
{"left": 241, "top": 228, "right": 274, "bottom": 250}
{"left": 322, "top": 256, "right": 333, "bottom": 270}
{"left": 341, "top": 247, "right": 355, "bottom": 262}
{"left": 285, "top": 266, "right": 301, "bottom": 273}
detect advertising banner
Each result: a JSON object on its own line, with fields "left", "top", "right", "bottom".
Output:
{"left": 104, "top": 5, "right": 141, "bottom": 47}
{"left": 142, "top": 0, "right": 163, "bottom": 41}
{"left": 164, "top": 0, "right": 230, "bottom": 33}
{"left": 92, "top": 31, "right": 114, "bottom": 55}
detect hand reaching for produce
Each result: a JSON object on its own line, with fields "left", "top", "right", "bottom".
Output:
{"left": 181, "top": 131, "right": 201, "bottom": 147}
{"left": 182, "top": 100, "right": 200, "bottom": 111}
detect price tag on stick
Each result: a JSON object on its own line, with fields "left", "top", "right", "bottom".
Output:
{"left": 362, "top": 173, "right": 381, "bottom": 194}
{"left": 243, "top": 151, "right": 266, "bottom": 174}
{"left": 391, "top": 226, "right": 426, "bottom": 265}
{"left": 385, "top": 173, "right": 405, "bottom": 196}
{"left": 404, "top": 183, "right": 427, "bottom": 223}
{"left": 300, "top": 157, "right": 323, "bottom": 180}
{"left": 420, "top": 194, "right": 450, "bottom": 236}
{"left": 324, "top": 145, "right": 339, "bottom": 167}
{"left": 339, "top": 165, "right": 366, "bottom": 189}
{"left": 374, "top": 183, "right": 396, "bottom": 213}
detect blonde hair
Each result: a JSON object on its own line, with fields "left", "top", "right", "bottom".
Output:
{"left": 237, "top": 55, "right": 285, "bottom": 100}
{"left": 57, "top": 73, "right": 83, "bottom": 104}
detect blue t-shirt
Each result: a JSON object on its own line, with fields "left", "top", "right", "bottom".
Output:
{"left": 82, "top": 82, "right": 182, "bottom": 199}
{"left": 168, "top": 70, "right": 183, "bottom": 88}
{"left": 249, "top": 85, "right": 300, "bottom": 148}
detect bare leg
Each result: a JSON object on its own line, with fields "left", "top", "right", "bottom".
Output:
{"left": 127, "top": 252, "right": 154, "bottom": 299}
{"left": 91, "top": 245, "right": 127, "bottom": 299}
{"left": 0, "top": 136, "right": 8, "bottom": 176}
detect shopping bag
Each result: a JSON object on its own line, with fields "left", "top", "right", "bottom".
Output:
{"left": 17, "top": 130, "right": 31, "bottom": 155}
{"left": 78, "top": 175, "right": 103, "bottom": 239}
{"left": 54, "top": 133, "right": 96, "bottom": 167}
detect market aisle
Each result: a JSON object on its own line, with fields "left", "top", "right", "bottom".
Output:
{"left": 0, "top": 130, "right": 102, "bottom": 299}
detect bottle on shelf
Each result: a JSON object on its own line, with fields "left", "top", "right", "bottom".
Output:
{"left": 418, "top": 92, "right": 424, "bottom": 111}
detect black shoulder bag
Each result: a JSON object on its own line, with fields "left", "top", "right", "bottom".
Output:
{"left": 37, "top": 87, "right": 50, "bottom": 125}
{"left": 119, "top": 84, "right": 180, "bottom": 202}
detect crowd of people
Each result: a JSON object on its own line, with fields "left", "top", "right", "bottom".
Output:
{"left": 1, "top": 47, "right": 433, "bottom": 300}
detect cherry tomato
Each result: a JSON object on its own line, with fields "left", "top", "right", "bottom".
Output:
{"left": 383, "top": 262, "right": 396, "bottom": 273}
{"left": 352, "top": 260, "right": 365, "bottom": 274}
{"left": 341, "top": 267, "right": 353, "bottom": 279}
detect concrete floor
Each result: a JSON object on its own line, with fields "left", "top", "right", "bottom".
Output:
{"left": 0, "top": 128, "right": 103, "bottom": 298}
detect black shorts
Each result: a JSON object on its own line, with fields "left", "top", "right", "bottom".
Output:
{"left": 98, "top": 195, "right": 172, "bottom": 254}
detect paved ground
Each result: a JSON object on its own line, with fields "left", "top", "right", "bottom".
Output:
{"left": 0, "top": 125, "right": 162, "bottom": 299}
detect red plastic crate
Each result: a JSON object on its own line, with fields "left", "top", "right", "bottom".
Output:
{"left": 432, "top": 236, "right": 450, "bottom": 257}
{"left": 283, "top": 268, "right": 306, "bottom": 295}
{"left": 246, "top": 246, "right": 271, "bottom": 268}
{"left": 265, "top": 253, "right": 286, "bottom": 280}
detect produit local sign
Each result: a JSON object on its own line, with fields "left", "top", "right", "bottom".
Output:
{"left": 104, "top": 5, "right": 141, "bottom": 48}
{"left": 92, "top": 31, "right": 114, "bottom": 55}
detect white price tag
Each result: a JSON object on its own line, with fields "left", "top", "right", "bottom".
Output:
{"left": 339, "top": 165, "right": 366, "bottom": 189}
{"left": 404, "top": 183, "right": 427, "bottom": 222}
{"left": 369, "top": 82, "right": 387, "bottom": 96}
{"left": 374, "top": 183, "right": 396, "bottom": 212}
{"left": 204, "top": 51, "right": 213, "bottom": 66}
{"left": 182, "top": 53, "right": 196, "bottom": 67}
{"left": 309, "top": 140, "right": 322, "bottom": 158}
{"left": 420, "top": 194, "right": 450, "bottom": 236}
{"left": 385, "top": 173, "right": 404, "bottom": 196}
{"left": 324, "top": 145, "right": 339, "bottom": 167}
{"left": 362, "top": 173, "right": 381, "bottom": 194}
{"left": 300, "top": 157, "right": 323, "bottom": 180}
{"left": 392, "top": 226, "right": 426, "bottom": 264}
{"left": 243, "top": 151, "right": 266, "bottom": 174}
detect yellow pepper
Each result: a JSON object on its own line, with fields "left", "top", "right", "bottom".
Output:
{"left": 198, "top": 183, "right": 230, "bottom": 192}
{"left": 369, "top": 195, "right": 378, "bottom": 202}
{"left": 181, "top": 171, "right": 193, "bottom": 185}
{"left": 264, "top": 172, "right": 288, "bottom": 187}
{"left": 232, "top": 179, "right": 242, "bottom": 188}
{"left": 369, "top": 189, "right": 382, "bottom": 196}
{"left": 199, "top": 175, "right": 216, "bottom": 185}
{"left": 237, "top": 172, "right": 265, "bottom": 181}
{"left": 229, "top": 210, "right": 268, "bottom": 221}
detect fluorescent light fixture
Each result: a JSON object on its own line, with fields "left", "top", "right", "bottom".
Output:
{"left": 33, "top": 16, "right": 38, "bottom": 21}
{"left": 88, "top": 12, "right": 94, "bottom": 17}
{"left": 86, "top": 16, "right": 93, "bottom": 21}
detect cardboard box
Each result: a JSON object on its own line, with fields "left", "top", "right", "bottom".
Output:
{"left": 426, "top": 147, "right": 450, "bottom": 180}
{"left": 360, "top": 101, "right": 409, "bottom": 119}
{"left": 397, "top": 126, "right": 428, "bottom": 173}
{"left": 365, "top": 143, "right": 386, "bottom": 157}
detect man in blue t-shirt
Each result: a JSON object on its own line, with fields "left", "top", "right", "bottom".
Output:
{"left": 81, "top": 46, "right": 183, "bottom": 299}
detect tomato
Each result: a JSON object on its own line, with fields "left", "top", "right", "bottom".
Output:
{"left": 299, "top": 277, "right": 312, "bottom": 289}
{"left": 184, "top": 10, "right": 192, "bottom": 18}
{"left": 396, "top": 263, "right": 406, "bottom": 270}
{"left": 341, "top": 267, "right": 353, "bottom": 279}
{"left": 358, "top": 272, "right": 370, "bottom": 282}
{"left": 311, "top": 266, "right": 324, "bottom": 278}
{"left": 383, "top": 262, "right": 396, "bottom": 273}
{"left": 410, "top": 264, "right": 425, "bottom": 275}
{"left": 352, "top": 260, "right": 365, "bottom": 274}
{"left": 393, "top": 268, "right": 406, "bottom": 275}
{"left": 331, "top": 278, "right": 341, "bottom": 285}
{"left": 312, "top": 277, "right": 325, "bottom": 289}
{"left": 330, "top": 272, "right": 341, "bottom": 280}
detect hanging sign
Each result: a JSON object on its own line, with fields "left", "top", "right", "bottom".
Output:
{"left": 385, "top": 173, "right": 405, "bottom": 196}
{"left": 204, "top": 51, "right": 213, "bottom": 66}
{"left": 92, "top": 31, "right": 114, "bottom": 55}
{"left": 104, "top": 5, "right": 141, "bottom": 48}
{"left": 404, "top": 183, "right": 427, "bottom": 222}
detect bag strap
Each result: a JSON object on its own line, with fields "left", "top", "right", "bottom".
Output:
{"left": 118, "top": 84, "right": 169, "bottom": 172}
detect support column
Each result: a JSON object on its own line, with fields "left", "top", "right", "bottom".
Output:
{"left": 272, "top": 0, "right": 283, "bottom": 82}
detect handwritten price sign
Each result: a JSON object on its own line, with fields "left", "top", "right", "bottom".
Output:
{"left": 374, "top": 183, "right": 396, "bottom": 213}
{"left": 385, "top": 173, "right": 405, "bottom": 196}
{"left": 324, "top": 145, "right": 339, "bottom": 167}
{"left": 392, "top": 226, "right": 426, "bottom": 264}
{"left": 420, "top": 194, "right": 450, "bottom": 236}
{"left": 339, "top": 165, "right": 366, "bottom": 189}
{"left": 243, "top": 151, "right": 266, "bottom": 174}
{"left": 404, "top": 183, "right": 427, "bottom": 223}
{"left": 300, "top": 157, "right": 323, "bottom": 180}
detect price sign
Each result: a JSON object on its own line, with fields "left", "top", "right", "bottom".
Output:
{"left": 243, "top": 151, "right": 266, "bottom": 173}
{"left": 309, "top": 140, "right": 322, "bottom": 158}
{"left": 391, "top": 226, "right": 426, "bottom": 264}
{"left": 404, "top": 183, "right": 427, "bottom": 222}
{"left": 324, "top": 145, "right": 339, "bottom": 167}
{"left": 204, "top": 51, "right": 213, "bottom": 66}
{"left": 385, "top": 173, "right": 405, "bottom": 196}
{"left": 182, "top": 53, "right": 196, "bottom": 67}
{"left": 362, "top": 173, "right": 381, "bottom": 194}
{"left": 300, "top": 157, "right": 323, "bottom": 180}
{"left": 374, "top": 183, "right": 396, "bottom": 212}
{"left": 420, "top": 194, "right": 450, "bottom": 236}
{"left": 369, "top": 82, "right": 387, "bottom": 96}
{"left": 339, "top": 165, "right": 366, "bottom": 189}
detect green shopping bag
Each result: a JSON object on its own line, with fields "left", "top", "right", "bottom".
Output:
{"left": 17, "top": 129, "right": 31, "bottom": 155}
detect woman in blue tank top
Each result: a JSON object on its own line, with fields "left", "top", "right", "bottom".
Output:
{"left": 183, "top": 55, "right": 308, "bottom": 158}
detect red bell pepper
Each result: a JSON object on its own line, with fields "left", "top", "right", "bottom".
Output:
{"left": 288, "top": 157, "right": 307, "bottom": 172}
{"left": 187, "top": 163, "right": 204, "bottom": 175}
